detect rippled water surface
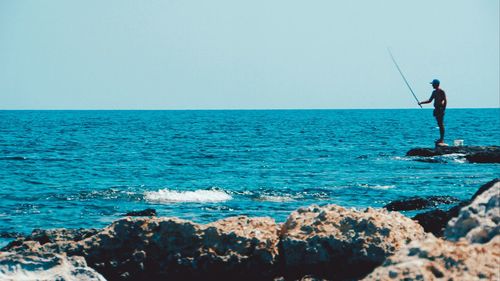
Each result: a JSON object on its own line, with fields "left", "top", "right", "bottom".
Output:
{"left": 0, "top": 109, "right": 498, "bottom": 238}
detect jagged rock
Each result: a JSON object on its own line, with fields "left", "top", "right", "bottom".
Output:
{"left": 5, "top": 216, "right": 280, "bottom": 281}
{"left": 362, "top": 235, "right": 500, "bottom": 281}
{"left": 470, "top": 178, "right": 499, "bottom": 201}
{"left": 279, "top": 205, "right": 426, "bottom": 280}
{"left": 412, "top": 179, "right": 499, "bottom": 237}
{"left": 0, "top": 252, "right": 106, "bottom": 281}
{"left": 445, "top": 180, "right": 500, "bottom": 243}
{"left": 0, "top": 231, "right": 21, "bottom": 239}
{"left": 7, "top": 228, "right": 98, "bottom": 247}
{"left": 123, "top": 208, "right": 156, "bottom": 216}
{"left": 384, "top": 196, "right": 459, "bottom": 211}
{"left": 413, "top": 208, "right": 459, "bottom": 237}
{"left": 406, "top": 146, "right": 500, "bottom": 163}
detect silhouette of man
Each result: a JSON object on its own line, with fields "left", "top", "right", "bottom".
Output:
{"left": 419, "top": 79, "right": 447, "bottom": 144}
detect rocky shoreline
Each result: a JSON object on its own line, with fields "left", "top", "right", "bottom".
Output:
{"left": 1, "top": 179, "right": 499, "bottom": 281}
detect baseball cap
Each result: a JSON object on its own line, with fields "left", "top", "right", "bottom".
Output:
{"left": 430, "top": 79, "right": 440, "bottom": 85}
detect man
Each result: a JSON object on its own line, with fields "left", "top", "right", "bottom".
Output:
{"left": 419, "top": 79, "right": 447, "bottom": 144}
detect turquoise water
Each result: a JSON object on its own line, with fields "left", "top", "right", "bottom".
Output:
{"left": 0, "top": 109, "right": 499, "bottom": 239}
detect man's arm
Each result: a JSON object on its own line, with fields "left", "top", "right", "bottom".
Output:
{"left": 418, "top": 94, "right": 434, "bottom": 105}
{"left": 441, "top": 93, "right": 447, "bottom": 108}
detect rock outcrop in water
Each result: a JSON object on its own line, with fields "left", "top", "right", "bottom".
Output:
{"left": 383, "top": 196, "right": 459, "bottom": 211}
{"left": 406, "top": 145, "right": 500, "bottom": 163}
{"left": 123, "top": 208, "right": 157, "bottom": 217}
{"left": 2, "top": 179, "right": 499, "bottom": 281}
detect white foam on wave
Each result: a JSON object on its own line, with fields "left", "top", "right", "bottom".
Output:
{"left": 255, "top": 195, "right": 295, "bottom": 202}
{"left": 392, "top": 156, "right": 411, "bottom": 161}
{"left": 357, "top": 184, "right": 396, "bottom": 190}
{"left": 441, "top": 153, "right": 467, "bottom": 163}
{"left": 144, "top": 189, "right": 232, "bottom": 203}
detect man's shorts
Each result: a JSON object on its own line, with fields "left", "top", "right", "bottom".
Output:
{"left": 433, "top": 108, "right": 445, "bottom": 118}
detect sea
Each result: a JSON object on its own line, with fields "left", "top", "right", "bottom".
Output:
{"left": 0, "top": 109, "right": 499, "bottom": 246}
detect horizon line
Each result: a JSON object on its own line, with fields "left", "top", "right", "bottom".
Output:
{"left": 0, "top": 107, "right": 498, "bottom": 111}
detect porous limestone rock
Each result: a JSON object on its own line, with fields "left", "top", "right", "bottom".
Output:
{"left": 279, "top": 205, "right": 427, "bottom": 280}
{"left": 4, "top": 216, "right": 280, "bottom": 281}
{"left": 0, "top": 252, "right": 106, "bottom": 281}
{"left": 445, "top": 179, "right": 500, "bottom": 243}
{"left": 362, "top": 235, "right": 500, "bottom": 281}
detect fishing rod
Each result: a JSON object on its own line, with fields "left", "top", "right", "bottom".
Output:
{"left": 387, "top": 48, "right": 422, "bottom": 108}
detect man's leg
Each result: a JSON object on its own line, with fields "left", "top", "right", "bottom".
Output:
{"left": 436, "top": 114, "right": 445, "bottom": 142}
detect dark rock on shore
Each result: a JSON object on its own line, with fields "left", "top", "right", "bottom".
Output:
{"left": 413, "top": 178, "right": 499, "bottom": 236}
{"left": 406, "top": 146, "right": 500, "bottom": 163}
{"left": 7, "top": 228, "right": 99, "bottom": 248}
{"left": 413, "top": 208, "right": 460, "bottom": 236}
{"left": 384, "top": 196, "right": 460, "bottom": 211}
{"left": 0, "top": 231, "right": 22, "bottom": 239}
{"left": 123, "top": 208, "right": 156, "bottom": 216}
{"left": 465, "top": 151, "right": 500, "bottom": 163}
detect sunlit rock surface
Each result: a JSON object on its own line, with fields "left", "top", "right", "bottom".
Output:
{"left": 362, "top": 235, "right": 500, "bottom": 281}
{"left": 0, "top": 252, "right": 106, "bottom": 281}
{"left": 279, "top": 205, "right": 426, "bottom": 280}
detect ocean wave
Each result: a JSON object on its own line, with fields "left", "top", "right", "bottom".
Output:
{"left": 144, "top": 189, "right": 232, "bottom": 203}
{"left": 357, "top": 184, "right": 396, "bottom": 190}
{"left": 0, "top": 156, "right": 27, "bottom": 161}
{"left": 441, "top": 153, "right": 467, "bottom": 163}
{"left": 255, "top": 195, "right": 295, "bottom": 202}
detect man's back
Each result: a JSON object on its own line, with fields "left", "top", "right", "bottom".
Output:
{"left": 432, "top": 89, "right": 446, "bottom": 109}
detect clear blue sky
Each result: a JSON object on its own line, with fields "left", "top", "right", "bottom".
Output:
{"left": 1, "top": 0, "right": 498, "bottom": 109}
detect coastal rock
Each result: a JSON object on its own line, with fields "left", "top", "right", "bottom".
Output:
{"left": 5, "top": 216, "right": 280, "bottom": 281}
{"left": 123, "top": 208, "right": 156, "bottom": 216}
{"left": 7, "top": 228, "right": 98, "bottom": 247}
{"left": 362, "top": 235, "right": 500, "bottom": 281}
{"left": 384, "top": 196, "right": 459, "bottom": 211}
{"left": 406, "top": 145, "right": 500, "bottom": 163}
{"left": 469, "top": 178, "right": 500, "bottom": 201}
{"left": 412, "top": 179, "right": 499, "bottom": 237}
{"left": 413, "top": 208, "right": 459, "bottom": 237}
{"left": 466, "top": 151, "right": 500, "bottom": 163}
{"left": 0, "top": 252, "right": 106, "bottom": 281}
{"left": 280, "top": 205, "right": 426, "bottom": 280}
{"left": 0, "top": 231, "right": 21, "bottom": 239}
{"left": 4, "top": 183, "right": 497, "bottom": 281}
{"left": 445, "top": 179, "right": 500, "bottom": 243}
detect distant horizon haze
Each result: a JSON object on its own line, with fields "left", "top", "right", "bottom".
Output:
{"left": 1, "top": 1, "right": 498, "bottom": 109}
